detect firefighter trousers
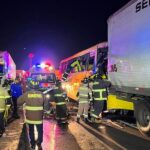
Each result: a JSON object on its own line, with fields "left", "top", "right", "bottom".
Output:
{"left": 91, "top": 100, "right": 104, "bottom": 118}
{"left": 28, "top": 124, "right": 43, "bottom": 146}
{"left": 56, "top": 104, "right": 67, "bottom": 120}
{"left": 77, "top": 103, "right": 89, "bottom": 118}
{"left": 12, "top": 97, "right": 19, "bottom": 117}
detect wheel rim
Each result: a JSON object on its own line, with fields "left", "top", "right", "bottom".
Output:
{"left": 138, "top": 108, "right": 150, "bottom": 127}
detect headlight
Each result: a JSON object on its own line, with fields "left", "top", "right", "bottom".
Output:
{"left": 62, "top": 84, "right": 66, "bottom": 89}
{"left": 46, "top": 94, "right": 50, "bottom": 99}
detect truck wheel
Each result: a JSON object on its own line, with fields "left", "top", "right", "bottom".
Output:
{"left": 136, "top": 102, "right": 150, "bottom": 136}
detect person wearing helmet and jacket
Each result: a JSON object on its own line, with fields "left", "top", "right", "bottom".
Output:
{"left": 0, "top": 77, "right": 10, "bottom": 137}
{"left": 18, "top": 79, "right": 48, "bottom": 150}
{"left": 49, "top": 80, "right": 68, "bottom": 124}
{"left": 76, "top": 78, "right": 92, "bottom": 123}
{"left": 91, "top": 74, "right": 111, "bottom": 122}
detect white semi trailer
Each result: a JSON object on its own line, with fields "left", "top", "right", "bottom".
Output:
{"left": 107, "top": 0, "right": 150, "bottom": 135}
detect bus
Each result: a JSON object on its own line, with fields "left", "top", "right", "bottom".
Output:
{"left": 59, "top": 42, "right": 108, "bottom": 100}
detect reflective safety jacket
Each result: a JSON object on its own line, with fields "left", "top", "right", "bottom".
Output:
{"left": 50, "top": 86, "right": 67, "bottom": 106}
{"left": 0, "top": 86, "right": 10, "bottom": 112}
{"left": 77, "top": 84, "right": 92, "bottom": 103}
{"left": 92, "top": 79, "right": 110, "bottom": 101}
{"left": 18, "top": 90, "right": 47, "bottom": 124}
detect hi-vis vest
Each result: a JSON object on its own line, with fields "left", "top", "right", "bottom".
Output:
{"left": 24, "top": 91, "right": 44, "bottom": 124}
{"left": 92, "top": 80, "right": 107, "bottom": 101}
{"left": 0, "top": 86, "right": 10, "bottom": 112}
{"left": 78, "top": 85, "right": 92, "bottom": 104}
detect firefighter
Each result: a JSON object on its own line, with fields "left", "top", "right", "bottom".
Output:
{"left": 10, "top": 78, "right": 23, "bottom": 118}
{"left": 18, "top": 79, "right": 47, "bottom": 150}
{"left": 50, "top": 80, "right": 68, "bottom": 124}
{"left": 0, "top": 78, "right": 10, "bottom": 137}
{"left": 90, "top": 74, "right": 110, "bottom": 122}
{"left": 76, "top": 78, "right": 92, "bottom": 123}
{"left": 62, "top": 59, "right": 82, "bottom": 81}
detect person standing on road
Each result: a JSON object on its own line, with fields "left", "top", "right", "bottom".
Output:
{"left": 49, "top": 80, "right": 68, "bottom": 124}
{"left": 18, "top": 79, "right": 47, "bottom": 150}
{"left": 76, "top": 78, "right": 92, "bottom": 123}
{"left": 91, "top": 75, "right": 110, "bottom": 122}
{"left": 10, "top": 78, "right": 23, "bottom": 118}
{"left": 0, "top": 78, "right": 10, "bottom": 137}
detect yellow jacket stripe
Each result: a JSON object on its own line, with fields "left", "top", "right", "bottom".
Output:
{"left": 54, "top": 94, "right": 62, "bottom": 97}
{"left": 94, "top": 97, "right": 107, "bottom": 100}
{"left": 93, "top": 82, "right": 99, "bottom": 85}
{"left": 0, "top": 95, "right": 11, "bottom": 99}
{"left": 56, "top": 102, "right": 66, "bottom": 105}
{"left": 92, "top": 89, "right": 107, "bottom": 101}
{"left": 25, "top": 106, "right": 43, "bottom": 111}
{"left": 0, "top": 108, "right": 5, "bottom": 112}
{"left": 27, "top": 94, "right": 42, "bottom": 98}
{"left": 92, "top": 89, "right": 106, "bottom": 92}
{"left": 25, "top": 119, "right": 43, "bottom": 124}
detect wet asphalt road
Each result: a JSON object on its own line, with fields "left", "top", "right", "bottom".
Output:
{"left": 18, "top": 118, "right": 150, "bottom": 150}
{"left": 2, "top": 104, "right": 150, "bottom": 150}
{"left": 42, "top": 120, "right": 81, "bottom": 150}
{"left": 79, "top": 119, "right": 150, "bottom": 150}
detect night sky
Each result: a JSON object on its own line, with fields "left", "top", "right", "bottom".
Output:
{"left": 0, "top": 0, "right": 130, "bottom": 70}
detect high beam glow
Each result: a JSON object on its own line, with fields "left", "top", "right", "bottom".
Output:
{"left": 41, "top": 63, "right": 45, "bottom": 68}
{"left": 49, "top": 66, "right": 53, "bottom": 70}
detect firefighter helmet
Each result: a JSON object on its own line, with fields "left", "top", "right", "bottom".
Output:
{"left": 82, "top": 78, "right": 88, "bottom": 84}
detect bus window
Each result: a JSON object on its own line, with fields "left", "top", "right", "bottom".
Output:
{"left": 70, "top": 59, "right": 78, "bottom": 73}
{"left": 87, "top": 55, "right": 95, "bottom": 71}
{"left": 61, "top": 62, "right": 68, "bottom": 73}
{"left": 79, "top": 54, "right": 88, "bottom": 71}
{"left": 97, "top": 47, "right": 108, "bottom": 74}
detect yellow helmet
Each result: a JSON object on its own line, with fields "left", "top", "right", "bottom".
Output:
{"left": 29, "top": 79, "right": 39, "bottom": 89}
{"left": 101, "top": 74, "right": 106, "bottom": 79}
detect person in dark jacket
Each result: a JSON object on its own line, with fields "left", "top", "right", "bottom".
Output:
{"left": 91, "top": 75, "right": 111, "bottom": 122}
{"left": 50, "top": 80, "right": 68, "bottom": 124}
{"left": 10, "top": 78, "right": 23, "bottom": 118}
{"left": 18, "top": 79, "right": 47, "bottom": 150}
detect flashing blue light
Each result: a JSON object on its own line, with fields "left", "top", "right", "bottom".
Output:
{"left": 35, "top": 63, "right": 41, "bottom": 68}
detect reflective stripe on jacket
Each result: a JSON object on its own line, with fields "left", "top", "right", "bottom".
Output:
{"left": 18, "top": 90, "right": 45, "bottom": 124}
{"left": 92, "top": 79, "right": 110, "bottom": 101}
{"left": 50, "top": 86, "right": 67, "bottom": 106}
{"left": 0, "top": 86, "right": 10, "bottom": 112}
{"left": 78, "top": 84, "right": 92, "bottom": 103}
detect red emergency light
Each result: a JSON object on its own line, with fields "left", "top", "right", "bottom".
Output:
{"left": 34, "top": 62, "right": 53, "bottom": 70}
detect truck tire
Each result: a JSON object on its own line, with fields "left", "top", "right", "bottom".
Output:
{"left": 136, "top": 102, "right": 150, "bottom": 136}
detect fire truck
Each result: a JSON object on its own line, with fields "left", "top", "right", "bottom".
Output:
{"left": 29, "top": 62, "right": 57, "bottom": 91}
